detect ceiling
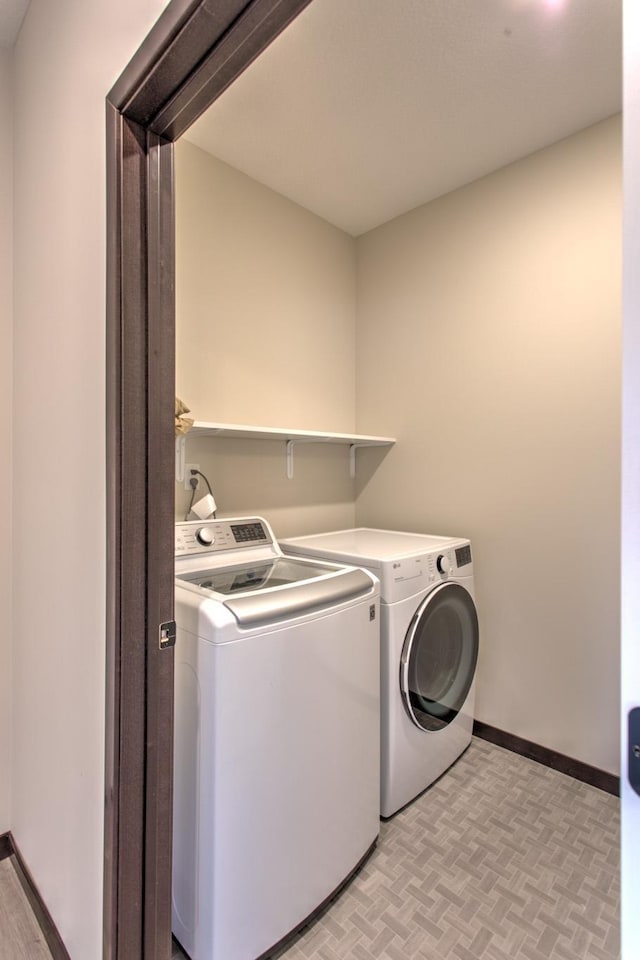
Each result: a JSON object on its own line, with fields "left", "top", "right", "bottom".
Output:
{"left": 0, "top": 0, "right": 28, "bottom": 47}
{"left": 184, "top": 0, "right": 622, "bottom": 236}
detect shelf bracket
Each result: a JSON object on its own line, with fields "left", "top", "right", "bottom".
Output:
{"left": 287, "top": 438, "right": 379, "bottom": 479}
{"left": 349, "top": 442, "right": 378, "bottom": 479}
{"left": 175, "top": 435, "right": 186, "bottom": 483}
{"left": 286, "top": 439, "right": 320, "bottom": 479}
{"left": 286, "top": 439, "right": 295, "bottom": 479}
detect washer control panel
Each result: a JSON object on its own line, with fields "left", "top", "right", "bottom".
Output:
{"left": 175, "top": 518, "right": 271, "bottom": 557}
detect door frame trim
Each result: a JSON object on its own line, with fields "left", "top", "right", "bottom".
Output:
{"left": 104, "top": 2, "right": 313, "bottom": 956}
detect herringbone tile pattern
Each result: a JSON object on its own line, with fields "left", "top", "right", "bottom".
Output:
{"left": 172, "top": 737, "right": 620, "bottom": 960}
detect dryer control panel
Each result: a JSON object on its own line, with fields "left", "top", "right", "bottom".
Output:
{"left": 175, "top": 517, "right": 272, "bottom": 557}
{"left": 425, "top": 543, "right": 474, "bottom": 583}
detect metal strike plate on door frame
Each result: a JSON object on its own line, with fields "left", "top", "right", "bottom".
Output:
{"left": 159, "top": 620, "right": 176, "bottom": 650}
{"left": 628, "top": 707, "right": 640, "bottom": 796}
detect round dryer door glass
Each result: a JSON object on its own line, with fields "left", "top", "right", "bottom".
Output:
{"left": 401, "top": 582, "right": 479, "bottom": 732}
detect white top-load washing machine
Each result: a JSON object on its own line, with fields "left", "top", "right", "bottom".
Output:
{"left": 281, "top": 528, "right": 479, "bottom": 818}
{"left": 173, "top": 517, "right": 380, "bottom": 960}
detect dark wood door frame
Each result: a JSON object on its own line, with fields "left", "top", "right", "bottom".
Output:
{"left": 105, "top": 1, "right": 313, "bottom": 957}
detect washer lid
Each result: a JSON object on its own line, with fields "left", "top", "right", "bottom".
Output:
{"left": 223, "top": 567, "right": 374, "bottom": 625}
{"left": 177, "top": 557, "right": 339, "bottom": 595}
{"left": 177, "top": 555, "right": 376, "bottom": 625}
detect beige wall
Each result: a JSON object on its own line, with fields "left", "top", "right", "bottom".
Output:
{"left": 0, "top": 48, "right": 13, "bottom": 834}
{"left": 355, "top": 116, "right": 621, "bottom": 774}
{"left": 12, "top": 0, "right": 170, "bottom": 955}
{"left": 176, "top": 141, "right": 358, "bottom": 535}
{"left": 177, "top": 120, "right": 621, "bottom": 774}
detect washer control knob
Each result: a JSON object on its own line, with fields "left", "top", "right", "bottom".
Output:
{"left": 436, "top": 554, "right": 450, "bottom": 576}
{"left": 196, "top": 527, "right": 215, "bottom": 546}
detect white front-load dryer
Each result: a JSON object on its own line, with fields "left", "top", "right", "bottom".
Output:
{"left": 281, "top": 528, "right": 479, "bottom": 818}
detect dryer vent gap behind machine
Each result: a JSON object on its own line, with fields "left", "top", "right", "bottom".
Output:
{"left": 281, "top": 528, "right": 479, "bottom": 818}
{"left": 173, "top": 517, "right": 380, "bottom": 960}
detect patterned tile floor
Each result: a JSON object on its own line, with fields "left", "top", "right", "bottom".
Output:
{"left": 172, "top": 737, "right": 620, "bottom": 960}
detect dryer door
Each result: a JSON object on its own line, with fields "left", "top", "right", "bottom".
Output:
{"left": 400, "top": 581, "right": 479, "bottom": 732}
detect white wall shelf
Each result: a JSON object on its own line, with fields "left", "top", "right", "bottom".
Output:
{"left": 175, "top": 420, "right": 396, "bottom": 480}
